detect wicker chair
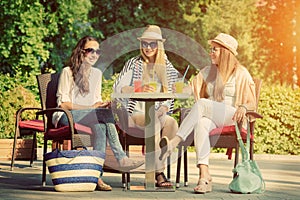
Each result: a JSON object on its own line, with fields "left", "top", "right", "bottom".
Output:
{"left": 10, "top": 107, "right": 44, "bottom": 170}
{"left": 36, "top": 73, "right": 93, "bottom": 186}
{"left": 175, "top": 79, "right": 262, "bottom": 188}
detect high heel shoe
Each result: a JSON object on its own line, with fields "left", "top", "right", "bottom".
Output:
{"left": 159, "top": 136, "right": 172, "bottom": 161}
{"left": 194, "top": 178, "right": 212, "bottom": 194}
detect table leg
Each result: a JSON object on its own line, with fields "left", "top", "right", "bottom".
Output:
{"left": 145, "top": 101, "right": 156, "bottom": 190}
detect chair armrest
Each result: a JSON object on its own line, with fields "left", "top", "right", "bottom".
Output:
{"left": 172, "top": 108, "right": 181, "bottom": 114}
{"left": 111, "top": 102, "right": 130, "bottom": 133}
{"left": 246, "top": 111, "right": 263, "bottom": 119}
{"left": 16, "top": 107, "right": 43, "bottom": 120}
{"left": 37, "top": 108, "right": 75, "bottom": 131}
{"left": 36, "top": 107, "right": 71, "bottom": 116}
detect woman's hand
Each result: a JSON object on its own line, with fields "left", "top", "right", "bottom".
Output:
{"left": 183, "top": 85, "right": 192, "bottom": 94}
{"left": 121, "top": 86, "right": 134, "bottom": 93}
{"left": 232, "top": 106, "right": 247, "bottom": 123}
{"left": 93, "top": 101, "right": 110, "bottom": 108}
{"left": 143, "top": 84, "right": 156, "bottom": 92}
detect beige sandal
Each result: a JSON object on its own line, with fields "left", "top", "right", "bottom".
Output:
{"left": 96, "top": 183, "right": 112, "bottom": 191}
{"left": 194, "top": 178, "right": 212, "bottom": 194}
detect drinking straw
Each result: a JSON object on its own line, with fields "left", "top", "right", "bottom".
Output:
{"left": 182, "top": 65, "right": 190, "bottom": 81}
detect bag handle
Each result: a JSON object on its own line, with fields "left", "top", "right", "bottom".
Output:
{"left": 234, "top": 121, "right": 250, "bottom": 162}
{"left": 234, "top": 121, "right": 266, "bottom": 193}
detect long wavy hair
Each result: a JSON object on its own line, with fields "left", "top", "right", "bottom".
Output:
{"left": 66, "top": 36, "right": 98, "bottom": 96}
{"left": 206, "top": 42, "right": 239, "bottom": 102}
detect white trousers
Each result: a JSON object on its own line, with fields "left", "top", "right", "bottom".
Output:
{"left": 177, "top": 98, "right": 236, "bottom": 166}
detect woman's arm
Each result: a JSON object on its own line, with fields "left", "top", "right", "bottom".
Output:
{"left": 113, "top": 58, "right": 137, "bottom": 93}
{"left": 60, "top": 101, "right": 110, "bottom": 110}
{"left": 232, "top": 66, "right": 257, "bottom": 122}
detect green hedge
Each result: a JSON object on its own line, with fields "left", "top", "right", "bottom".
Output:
{"left": 173, "top": 83, "right": 300, "bottom": 155}
{"left": 1, "top": 74, "right": 299, "bottom": 155}
{"left": 255, "top": 84, "right": 300, "bottom": 155}
{"left": 0, "top": 73, "right": 40, "bottom": 140}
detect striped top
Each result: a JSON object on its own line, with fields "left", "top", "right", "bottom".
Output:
{"left": 113, "top": 55, "right": 179, "bottom": 114}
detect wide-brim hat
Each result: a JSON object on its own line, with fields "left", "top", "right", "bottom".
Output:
{"left": 208, "top": 33, "right": 238, "bottom": 56}
{"left": 137, "top": 25, "right": 166, "bottom": 42}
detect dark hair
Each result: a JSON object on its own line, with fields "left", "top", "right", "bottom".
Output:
{"left": 66, "top": 36, "right": 98, "bottom": 95}
{"left": 67, "top": 36, "right": 98, "bottom": 78}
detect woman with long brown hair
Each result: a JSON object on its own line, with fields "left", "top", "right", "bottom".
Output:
{"left": 54, "top": 36, "right": 143, "bottom": 191}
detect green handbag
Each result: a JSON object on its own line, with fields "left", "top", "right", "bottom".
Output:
{"left": 229, "top": 122, "right": 265, "bottom": 194}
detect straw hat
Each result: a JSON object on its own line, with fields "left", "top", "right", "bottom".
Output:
{"left": 208, "top": 33, "right": 238, "bottom": 56}
{"left": 137, "top": 25, "right": 166, "bottom": 42}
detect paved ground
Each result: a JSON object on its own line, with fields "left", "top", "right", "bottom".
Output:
{"left": 0, "top": 152, "right": 299, "bottom": 200}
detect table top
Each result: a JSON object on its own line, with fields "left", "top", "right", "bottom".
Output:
{"left": 111, "top": 92, "right": 191, "bottom": 101}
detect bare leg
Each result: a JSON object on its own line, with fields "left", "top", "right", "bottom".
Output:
{"left": 161, "top": 115, "right": 178, "bottom": 139}
{"left": 193, "top": 164, "right": 212, "bottom": 193}
{"left": 198, "top": 164, "right": 211, "bottom": 180}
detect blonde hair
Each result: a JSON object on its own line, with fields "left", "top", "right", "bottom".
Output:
{"left": 140, "top": 40, "right": 168, "bottom": 92}
{"left": 213, "top": 44, "right": 239, "bottom": 101}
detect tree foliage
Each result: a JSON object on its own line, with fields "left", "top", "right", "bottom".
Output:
{"left": 256, "top": 0, "right": 300, "bottom": 87}
{"left": 199, "top": 0, "right": 264, "bottom": 79}
{"left": 1, "top": 0, "right": 299, "bottom": 87}
{"left": 0, "top": 0, "right": 57, "bottom": 75}
{"left": 0, "top": 0, "right": 102, "bottom": 76}
{"left": 90, "top": 0, "right": 200, "bottom": 76}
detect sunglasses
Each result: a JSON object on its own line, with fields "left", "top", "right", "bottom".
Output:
{"left": 84, "top": 48, "right": 101, "bottom": 55}
{"left": 210, "top": 47, "right": 220, "bottom": 53}
{"left": 141, "top": 41, "right": 158, "bottom": 49}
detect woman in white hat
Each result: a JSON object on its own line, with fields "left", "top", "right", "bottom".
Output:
{"left": 159, "top": 33, "right": 256, "bottom": 193}
{"left": 113, "top": 25, "right": 180, "bottom": 188}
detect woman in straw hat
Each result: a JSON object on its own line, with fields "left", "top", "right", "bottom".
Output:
{"left": 113, "top": 25, "right": 180, "bottom": 188}
{"left": 54, "top": 36, "right": 144, "bottom": 191}
{"left": 159, "top": 33, "right": 256, "bottom": 193}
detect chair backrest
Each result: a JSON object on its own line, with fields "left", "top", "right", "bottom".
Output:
{"left": 253, "top": 79, "right": 262, "bottom": 110}
{"left": 36, "top": 73, "right": 60, "bottom": 129}
{"left": 36, "top": 73, "right": 60, "bottom": 110}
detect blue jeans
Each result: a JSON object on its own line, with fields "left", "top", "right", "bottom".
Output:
{"left": 57, "top": 108, "right": 126, "bottom": 161}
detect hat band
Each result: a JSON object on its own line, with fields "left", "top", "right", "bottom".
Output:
{"left": 140, "top": 32, "right": 163, "bottom": 40}
{"left": 212, "top": 39, "right": 237, "bottom": 54}
{"left": 84, "top": 40, "right": 99, "bottom": 49}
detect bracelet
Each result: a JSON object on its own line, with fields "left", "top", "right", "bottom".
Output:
{"left": 239, "top": 105, "right": 248, "bottom": 111}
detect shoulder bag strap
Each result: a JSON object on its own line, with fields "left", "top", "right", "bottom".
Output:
{"left": 234, "top": 121, "right": 250, "bottom": 162}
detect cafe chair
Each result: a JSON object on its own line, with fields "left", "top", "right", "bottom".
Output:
{"left": 10, "top": 107, "right": 44, "bottom": 170}
{"left": 111, "top": 100, "right": 171, "bottom": 190}
{"left": 175, "top": 79, "right": 262, "bottom": 188}
{"left": 36, "top": 73, "right": 93, "bottom": 186}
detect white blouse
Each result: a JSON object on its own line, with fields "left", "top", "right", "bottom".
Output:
{"left": 52, "top": 66, "right": 103, "bottom": 126}
{"left": 206, "top": 74, "right": 236, "bottom": 107}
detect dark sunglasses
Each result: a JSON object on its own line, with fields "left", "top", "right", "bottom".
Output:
{"left": 141, "top": 41, "right": 158, "bottom": 49}
{"left": 84, "top": 48, "right": 101, "bottom": 55}
{"left": 210, "top": 47, "right": 220, "bottom": 53}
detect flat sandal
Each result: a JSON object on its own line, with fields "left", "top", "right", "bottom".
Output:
{"left": 96, "top": 183, "right": 112, "bottom": 191}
